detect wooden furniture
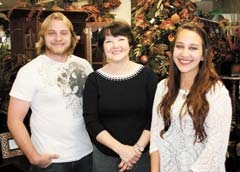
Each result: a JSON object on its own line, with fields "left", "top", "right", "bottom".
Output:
{"left": 84, "top": 22, "right": 111, "bottom": 70}
{"left": 5, "top": 9, "right": 110, "bottom": 71}
{"left": 221, "top": 76, "right": 240, "bottom": 121}
{"left": 221, "top": 76, "right": 240, "bottom": 171}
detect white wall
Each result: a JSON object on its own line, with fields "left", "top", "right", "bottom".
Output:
{"left": 109, "top": 1, "right": 131, "bottom": 25}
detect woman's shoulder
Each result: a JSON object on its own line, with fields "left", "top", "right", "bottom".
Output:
{"left": 155, "top": 78, "right": 168, "bottom": 93}
{"left": 158, "top": 78, "right": 168, "bottom": 87}
{"left": 136, "top": 64, "right": 159, "bottom": 80}
{"left": 207, "top": 80, "right": 230, "bottom": 99}
{"left": 86, "top": 70, "right": 99, "bottom": 78}
{"left": 141, "top": 64, "right": 155, "bottom": 73}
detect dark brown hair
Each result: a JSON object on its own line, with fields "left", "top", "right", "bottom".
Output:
{"left": 97, "top": 20, "right": 136, "bottom": 53}
{"left": 158, "top": 22, "right": 220, "bottom": 143}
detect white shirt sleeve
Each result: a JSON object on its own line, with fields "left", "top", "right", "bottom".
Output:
{"left": 191, "top": 83, "right": 232, "bottom": 172}
{"left": 10, "top": 61, "right": 38, "bottom": 102}
{"left": 150, "top": 79, "right": 167, "bottom": 154}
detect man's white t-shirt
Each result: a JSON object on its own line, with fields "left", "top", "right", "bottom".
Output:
{"left": 10, "top": 54, "right": 93, "bottom": 162}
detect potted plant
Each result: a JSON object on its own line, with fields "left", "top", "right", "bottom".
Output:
{"left": 1, "top": 46, "right": 28, "bottom": 108}
{"left": 0, "top": 12, "right": 28, "bottom": 114}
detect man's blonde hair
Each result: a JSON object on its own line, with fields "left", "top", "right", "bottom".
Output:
{"left": 35, "top": 12, "right": 78, "bottom": 55}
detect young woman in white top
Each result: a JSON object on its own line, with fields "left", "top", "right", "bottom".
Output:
{"left": 150, "top": 23, "right": 232, "bottom": 172}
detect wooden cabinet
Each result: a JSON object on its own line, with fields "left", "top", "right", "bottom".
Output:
{"left": 84, "top": 22, "right": 111, "bottom": 70}
{"left": 8, "top": 9, "right": 88, "bottom": 60}
{"left": 9, "top": 10, "right": 39, "bottom": 60}
{"left": 7, "top": 9, "right": 110, "bottom": 70}
{"left": 221, "top": 76, "right": 240, "bottom": 171}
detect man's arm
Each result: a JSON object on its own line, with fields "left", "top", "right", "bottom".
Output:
{"left": 7, "top": 96, "right": 59, "bottom": 167}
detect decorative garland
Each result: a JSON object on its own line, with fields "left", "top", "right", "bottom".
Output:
{"left": 102, "top": 0, "right": 121, "bottom": 10}
{"left": 81, "top": 0, "right": 121, "bottom": 21}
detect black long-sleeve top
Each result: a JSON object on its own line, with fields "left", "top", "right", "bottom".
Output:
{"left": 83, "top": 65, "right": 158, "bottom": 156}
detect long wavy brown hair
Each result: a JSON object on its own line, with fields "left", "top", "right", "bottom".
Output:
{"left": 158, "top": 23, "right": 220, "bottom": 143}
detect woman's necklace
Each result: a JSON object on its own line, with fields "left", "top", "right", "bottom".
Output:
{"left": 182, "top": 89, "right": 189, "bottom": 99}
{"left": 104, "top": 61, "right": 134, "bottom": 75}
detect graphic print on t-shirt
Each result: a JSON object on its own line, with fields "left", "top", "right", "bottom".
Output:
{"left": 56, "top": 61, "right": 88, "bottom": 118}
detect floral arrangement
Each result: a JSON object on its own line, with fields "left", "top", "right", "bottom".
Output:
{"left": 81, "top": 0, "right": 121, "bottom": 21}
{"left": 131, "top": 0, "right": 240, "bottom": 78}
{"left": 199, "top": 14, "right": 240, "bottom": 67}
{"left": 131, "top": 0, "right": 200, "bottom": 78}
{"left": 219, "top": 16, "right": 240, "bottom": 59}
{"left": 102, "top": 0, "right": 121, "bottom": 11}
{"left": 195, "top": 17, "right": 232, "bottom": 65}
{"left": 7, "top": 0, "right": 121, "bottom": 22}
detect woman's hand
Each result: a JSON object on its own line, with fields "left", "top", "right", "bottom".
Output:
{"left": 118, "top": 160, "right": 130, "bottom": 172}
{"left": 117, "top": 145, "right": 142, "bottom": 171}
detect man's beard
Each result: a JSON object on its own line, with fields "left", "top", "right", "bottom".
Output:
{"left": 46, "top": 44, "right": 71, "bottom": 55}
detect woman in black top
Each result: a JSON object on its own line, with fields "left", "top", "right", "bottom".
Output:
{"left": 83, "top": 20, "right": 158, "bottom": 172}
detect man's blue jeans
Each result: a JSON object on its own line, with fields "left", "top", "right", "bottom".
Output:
{"left": 29, "top": 153, "right": 93, "bottom": 172}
